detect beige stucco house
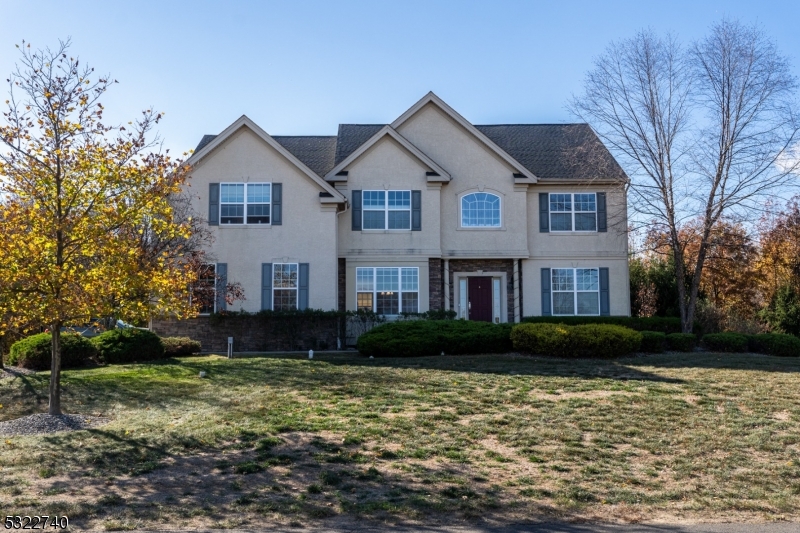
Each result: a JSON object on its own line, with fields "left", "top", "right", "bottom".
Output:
{"left": 181, "top": 92, "right": 631, "bottom": 323}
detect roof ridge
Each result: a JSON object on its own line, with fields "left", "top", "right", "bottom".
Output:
{"left": 475, "top": 123, "right": 588, "bottom": 127}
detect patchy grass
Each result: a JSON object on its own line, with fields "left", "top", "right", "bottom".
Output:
{"left": 1, "top": 352, "right": 799, "bottom": 528}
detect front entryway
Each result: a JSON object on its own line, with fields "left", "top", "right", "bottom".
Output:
{"left": 468, "top": 276, "right": 493, "bottom": 322}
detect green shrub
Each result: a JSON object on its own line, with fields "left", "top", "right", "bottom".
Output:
{"left": 8, "top": 332, "right": 97, "bottom": 370}
{"left": 666, "top": 333, "right": 696, "bottom": 352}
{"left": 511, "top": 323, "right": 641, "bottom": 358}
{"left": 748, "top": 333, "right": 800, "bottom": 357}
{"left": 702, "top": 332, "right": 748, "bottom": 353}
{"left": 92, "top": 328, "right": 165, "bottom": 364}
{"left": 356, "top": 320, "right": 512, "bottom": 357}
{"left": 639, "top": 331, "right": 666, "bottom": 353}
{"left": 520, "top": 315, "right": 692, "bottom": 334}
{"left": 162, "top": 336, "right": 202, "bottom": 356}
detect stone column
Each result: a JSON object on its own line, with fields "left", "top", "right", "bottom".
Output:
{"left": 444, "top": 259, "right": 450, "bottom": 311}
{"left": 513, "top": 259, "right": 520, "bottom": 323}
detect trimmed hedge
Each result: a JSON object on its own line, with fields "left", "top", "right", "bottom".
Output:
{"left": 8, "top": 333, "right": 98, "bottom": 370}
{"left": 666, "top": 333, "right": 696, "bottom": 352}
{"left": 92, "top": 328, "right": 165, "bottom": 364}
{"left": 511, "top": 323, "right": 641, "bottom": 358}
{"left": 521, "top": 315, "right": 689, "bottom": 334}
{"left": 702, "top": 333, "right": 748, "bottom": 353}
{"left": 748, "top": 333, "right": 800, "bottom": 357}
{"left": 640, "top": 331, "right": 666, "bottom": 353}
{"left": 162, "top": 336, "right": 202, "bottom": 356}
{"left": 356, "top": 320, "right": 512, "bottom": 357}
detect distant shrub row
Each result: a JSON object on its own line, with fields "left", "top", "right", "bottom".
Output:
{"left": 636, "top": 331, "right": 800, "bottom": 357}
{"left": 520, "top": 315, "right": 693, "bottom": 334}
{"left": 6, "top": 330, "right": 202, "bottom": 370}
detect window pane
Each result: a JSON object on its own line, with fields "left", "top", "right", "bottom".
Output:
{"left": 574, "top": 194, "right": 596, "bottom": 212}
{"left": 552, "top": 269, "right": 574, "bottom": 291}
{"left": 197, "top": 264, "right": 216, "bottom": 314}
{"left": 357, "top": 292, "right": 373, "bottom": 311}
{"left": 550, "top": 212, "right": 572, "bottom": 231}
{"left": 376, "top": 268, "right": 399, "bottom": 291}
{"left": 553, "top": 292, "right": 575, "bottom": 315}
{"left": 273, "top": 289, "right": 297, "bottom": 311}
{"left": 550, "top": 193, "right": 571, "bottom": 212}
{"left": 576, "top": 269, "right": 598, "bottom": 291}
{"left": 461, "top": 192, "right": 500, "bottom": 227}
{"left": 575, "top": 213, "right": 596, "bottom": 231}
{"left": 356, "top": 268, "right": 374, "bottom": 291}
{"left": 220, "top": 204, "right": 244, "bottom": 224}
{"left": 221, "top": 184, "right": 244, "bottom": 203}
{"left": 363, "top": 191, "right": 385, "bottom": 208}
{"left": 577, "top": 292, "right": 599, "bottom": 315}
{"left": 401, "top": 268, "right": 418, "bottom": 291}
{"left": 247, "top": 203, "right": 270, "bottom": 224}
{"left": 363, "top": 210, "right": 385, "bottom": 230}
{"left": 388, "top": 191, "right": 410, "bottom": 208}
{"left": 402, "top": 292, "right": 419, "bottom": 313}
{"left": 247, "top": 183, "right": 271, "bottom": 203}
{"left": 273, "top": 263, "right": 298, "bottom": 288}
{"left": 388, "top": 210, "right": 410, "bottom": 229}
{"left": 376, "top": 291, "right": 399, "bottom": 315}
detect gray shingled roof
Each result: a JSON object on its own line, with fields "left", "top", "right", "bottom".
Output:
{"left": 273, "top": 136, "right": 337, "bottom": 177}
{"left": 193, "top": 122, "right": 626, "bottom": 181}
{"left": 335, "top": 124, "right": 385, "bottom": 165}
{"left": 475, "top": 124, "right": 627, "bottom": 180}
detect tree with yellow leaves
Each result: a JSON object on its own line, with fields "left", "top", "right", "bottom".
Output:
{"left": 0, "top": 40, "right": 197, "bottom": 415}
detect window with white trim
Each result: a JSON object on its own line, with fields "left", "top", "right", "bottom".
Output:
{"left": 356, "top": 267, "right": 419, "bottom": 314}
{"left": 362, "top": 190, "right": 411, "bottom": 230}
{"left": 273, "top": 263, "right": 298, "bottom": 311}
{"left": 220, "top": 183, "right": 271, "bottom": 224}
{"left": 552, "top": 268, "right": 600, "bottom": 315}
{"left": 196, "top": 263, "right": 216, "bottom": 315}
{"left": 461, "top": 192, "right": 501, "bottom": 227}
{"left": 550, "top": 193, "right": 596, "bottom": 231}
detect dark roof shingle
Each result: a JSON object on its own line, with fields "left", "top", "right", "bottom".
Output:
{"left": 272, "top": 136, "right": 338, "bottom": 177}
{"left": 335, "top": 124, "right": 385, "bottom": 165}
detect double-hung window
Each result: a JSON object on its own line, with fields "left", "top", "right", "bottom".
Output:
{"left": 552, "top": 268, "right": 600, "bottom": 316}
{"left": 362, "top": 190, "right": 411, "bottom": 230}
{"left": 220, "top": 183, "right": 271, "bottom": 224}
{"left": 356, "top": 267, "right": 419, "bottom": 314}
{"left": 273, "top": 263, "right": 298, "bottom": 311}
{"left": 550, "top": 193, "right": 596, "bottom": 232}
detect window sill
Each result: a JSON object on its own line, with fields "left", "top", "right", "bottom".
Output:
{"left": 360, "top": 229, "right": 413, "bottom": 233}
{"left": 547, "top": 231, "right": 597, "bottom": 235}
{"left": 456, "top": 226, "right": 506, "bottom": 231}
{"left": 218, "top": 224, "right": 273, "bottom": 228}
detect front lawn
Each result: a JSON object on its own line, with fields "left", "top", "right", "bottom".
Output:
{"left": 1, "top": 352, "right": 799, "bottom": 529}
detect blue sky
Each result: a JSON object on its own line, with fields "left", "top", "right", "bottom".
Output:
{"left": 1, "top": 0, "right": 799, "bottom": 157}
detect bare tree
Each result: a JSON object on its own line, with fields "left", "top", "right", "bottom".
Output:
{"left": 571, "top": 20, "right": 799, "bottom": 332}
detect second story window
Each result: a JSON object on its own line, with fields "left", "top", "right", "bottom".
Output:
{"left": 461, "top": 192, "right": 501, "bottom": 227}
{"left": 550, "top": 193, "right": 596, "bottom": 232}
{"left": 220, "top": 183, "right": 271, "bottom": 225}
{"left": 363, "top": 190, "right": 411, "bottom": 230}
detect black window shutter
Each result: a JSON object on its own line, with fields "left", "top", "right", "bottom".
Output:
{"left": 209, "top": 183, "right": 219, "bottom": 226}
{"left": 411, "top": 190, "right": 421, "bottom": 231}
{"left": 272, "top": 183, "right": 282, "bottom": 225}
{"left": 541, "top": 268, "right": 551, "bottom": 316}
{"left": 299, "top": 263, "right": 310, "bottom": 310}
{"left": 539, "top": 193, "right": 549, "bottom": 233}
{"left": 216, "top": 263, "right": 227, "bottom": 312}
{"left": 597, "top": 192, "right": 607, "bottom": 232}
{"left": 261, "top": 263, "right": 272, "bottom": 311}
{"left": 599, "top": 267, "right": 610, "bottom": 316}
{"left": 352, "top": 190, "right": 362, "bottom": 231}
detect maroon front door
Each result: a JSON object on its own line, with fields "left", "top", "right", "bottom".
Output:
{"left": 468, "top": 277, "right": 493, "bottom": 322}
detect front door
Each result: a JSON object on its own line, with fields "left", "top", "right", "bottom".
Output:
{"left": 468, "top": 277, "right": 493, "bottom": 322}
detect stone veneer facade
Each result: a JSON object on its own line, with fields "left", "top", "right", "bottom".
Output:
{"left": 446, "top": 259, "right": 516, "bottom": 320}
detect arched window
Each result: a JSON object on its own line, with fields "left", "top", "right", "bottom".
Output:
{"left": 461, "top": 192, "right": 501, "bottom": 227}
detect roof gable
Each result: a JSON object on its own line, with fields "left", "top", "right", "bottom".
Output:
{"left": 325, "top": 125, "right": 451, "bottom": 183}
{"left": 187, "top": 116, "right": 345, "bottom": 203}
{"left": 391, "top": 92, "right": 537, "bottom": 183}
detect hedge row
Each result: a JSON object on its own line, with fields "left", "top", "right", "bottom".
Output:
{"left": 7, "top": 330, "right": 202, "bottom": 370}
{"left": 511, "top": 323, "right": 642, "bottom": 358}
{"left": 521, "top": 315, "right": 690, "bottom": 334}
{"left": 356, "top": 320, "right": 513, "bottom": 357}
{"left": 636, "top": 331, "right": 800, "bottom": 356}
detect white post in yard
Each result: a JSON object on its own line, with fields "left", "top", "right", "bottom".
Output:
{"left": 227, "top": 337, "right": 233, "bottom": 359}
{"left": 309, "top": 349, "right": 314, "bottom": 359}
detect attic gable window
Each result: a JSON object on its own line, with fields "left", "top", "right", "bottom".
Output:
{"left": 461, "top": 192, "right": 501, "bottom": 227}
{"left": 220, "top": 183, "right": 271, "bottom": 224}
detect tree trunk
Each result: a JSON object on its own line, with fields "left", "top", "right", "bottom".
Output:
{"left": 48, "top": 323, "right": 62, "bottom": 415}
